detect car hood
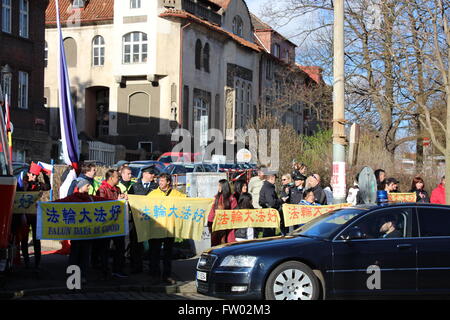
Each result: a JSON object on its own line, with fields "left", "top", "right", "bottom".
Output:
{"left": 204, "top": 235, "right": 321, "bottom": 256}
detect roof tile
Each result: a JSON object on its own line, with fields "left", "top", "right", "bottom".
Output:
{"left": 46, "top": 0, "right": 114, "bottom": 26}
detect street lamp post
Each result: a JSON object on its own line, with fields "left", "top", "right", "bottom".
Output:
{"left": 332, "top": 0, "right": 347, "bottom": 204}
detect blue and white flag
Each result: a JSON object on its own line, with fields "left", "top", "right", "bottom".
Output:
{"left": 56, "top": 0, "right": 79, "bottom": 172}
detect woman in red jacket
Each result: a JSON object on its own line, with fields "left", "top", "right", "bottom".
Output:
{"left": 430, "top": 176, "right": 446, "bottom": 204}
{"left": 208, "top": 179, "right": 238, "bottom": 246}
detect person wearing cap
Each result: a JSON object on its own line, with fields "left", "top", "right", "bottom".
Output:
{"left": 259, "top": 170, "right": 283, "bottom": 237}
{"left": 128, "top": 166, "right": 158, "bottom": 196}
{"left": 431, "top": 176, "right": 446, "bottom": 204}
{"left": 128, "top": 166, "right": 158, "bottom": 274}
{"left": 16, "top": 162, "right": 51, "bottom": 269}
{"left": 385, "top": 177, "right": 400, "bottom": 193}
{"left": 289, "top": 172, "right": 306, "bottom": 205}
{"left": 54, "top": 178, "right": 108, "bottom": 284}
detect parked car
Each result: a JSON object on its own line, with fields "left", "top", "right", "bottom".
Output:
{"left": 157, "top": 152, "right": 201, "bottom": 165}
{"left": 129, "top": 160, "right": 166, "bottom": 173}
{"left": 12, "top": 162, "right": 28, "bottom": 176}
{"left": 128, "top": 163, "right": 166, "bottom": 179}
{"left": 196, "top": 203, "right": 450, "bottom": 300}
{"left": 165, "top": 163, "right": 216, "bottom": 186}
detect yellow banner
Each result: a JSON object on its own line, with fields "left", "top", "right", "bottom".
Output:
{"left": 388, "top": 193, "right": 416, "bottom": 203}
{"left": 212, "top": 208, "right": 280, "bottom": 232}
{"left": 128, "top": 195, "right": 214, "bottom": 241}
{"left": 13, "top": 191, "right": 45, "bottom": 215}
{"left": 282, "top": 203, "right": 352, "bottom": 227}
{"left": 37, "top": 200, "right": 128, "bottom": 240}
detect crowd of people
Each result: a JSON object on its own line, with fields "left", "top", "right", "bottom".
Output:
{"left": 10, "top": 160, "right": 447, "bottom": 285}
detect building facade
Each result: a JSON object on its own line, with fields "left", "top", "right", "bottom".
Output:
{"left": 0, "top": 0, "right": 50, "bottom": 163}
{"left": 44, "top": 0, "right": 326, "bottom": 163}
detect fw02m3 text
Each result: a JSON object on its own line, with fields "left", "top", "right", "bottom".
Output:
{"left": 178, "top": 304, "right": 271, "bottom": 317}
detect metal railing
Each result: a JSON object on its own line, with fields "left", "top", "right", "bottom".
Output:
{"left": 182, "top": 0, "right": 222, "bottom": 25}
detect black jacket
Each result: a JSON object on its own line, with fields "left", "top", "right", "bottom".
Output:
{"left": 311, "top": 185, "right": 327, "bottom": 205}
{"left": 410, "top": 189, "right": 430, "bottom": 203}
{"left": 128, "top": 179, "right": 157, "bottom": 195}
{"left": 18, "top": 173, "right": 51, "bottom": 192}
{"left": 259, "top": 181, "right": 283, "bottom": 210}
{"left": 289, "top": 186, "right": 304, "bottom": 204}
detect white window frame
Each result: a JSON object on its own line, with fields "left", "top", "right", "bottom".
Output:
{"left": 273, "top": 44, "right": 281, "bottom": 58}
{"left": 123, "top": 32, "right": 148, "bottom": 64}
{"left": 2, "top": 72, "right": 12, "bottom": 100}
{"left": 72, "top": 0, "right": 84, "bottom": 8}
{"left": 44, "top": 41, "right": 48, "bottom": 68}
{"left": 232, "top": 16, "right": 243, "bottom": 37}
{"left": 92, "top": 36, "right": 105, "bottom": 66}
{"left": 18, "top": 71, "right": 28, "bottom": 109}
{"left": 2, "top": 0, "right": 11, "bottom": 33}
{"left": 130, "top": 0, "right": 141, "bottom": 9}
{"left": 19, "top": 0, "right": 29, "bottom": 38}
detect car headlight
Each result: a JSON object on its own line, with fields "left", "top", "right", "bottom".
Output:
{"left": 220, "top": 255, "right": 257, "bottom": 268}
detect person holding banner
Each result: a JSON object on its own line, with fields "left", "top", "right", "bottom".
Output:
{"left": 259, "top": 171, "right": 283, "bottom": 237}
{"left": 128, "top": 166, "right": 158, "bottom": 274}
{"left": 96, "top": 169, "right": 128, "bottom": 279}
{"left": 148, "top": 173, "right": 186, "bottom": 285}
{"left": 54, "top": 178, "right": 108, "bottom": 284}
{"left": 234, "top": 193, "right": 255, "bottom": 241}
{"left": 208, "top": 179, "right": 238, "bottom": 246}
{"left": 410, "top": 176, "right": 430, "bottom": 203}
{"left": 68, "top": 162, "right": 99, "bottom": 196}
{"left": 118, "top": 165, "right": 134, "bottom": 194}
{"left": 16, "top": 162, "right": 51, "bottom": 269}
{"left": 300, "top": 189, "right": 321, "bottom": 206}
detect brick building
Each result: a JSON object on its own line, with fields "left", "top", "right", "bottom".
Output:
{"left": 0, "top": 0, "right": 50, "bottom": 163}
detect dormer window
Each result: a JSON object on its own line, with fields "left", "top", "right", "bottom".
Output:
{"left": 72, "top": 0, "right": 85, "bottom": 8}
{"left": 272, "top": 44, "right": 281, "bottom": 58}
{"left": 232, "top": 16, "right": 243, "bottom": 37}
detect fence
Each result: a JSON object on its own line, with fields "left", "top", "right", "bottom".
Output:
{"left": 88, "top": 141, "right": 116, "bottom": 166}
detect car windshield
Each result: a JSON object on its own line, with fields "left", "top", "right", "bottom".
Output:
{"left": 292, "top": 208, "right": 367, "bottom": 239}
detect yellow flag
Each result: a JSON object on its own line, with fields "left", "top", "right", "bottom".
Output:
{"left": 14, "top": 191, "right": 46, "bottom": 215}
{"left": 128, "top": 195, "right": 214, "bottom": 242}
{"left": 388, "top": 193, "right": 416, "bottom": 203}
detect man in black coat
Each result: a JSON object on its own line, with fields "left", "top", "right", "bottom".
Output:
{"left": 259, "top": 171, "right": 283, "bottom": 237}
{"left": 308, "top": 174, "right": 328, "bottom": 205}
{"left": 128, "top": 166, "right": 158, "bottom": 273}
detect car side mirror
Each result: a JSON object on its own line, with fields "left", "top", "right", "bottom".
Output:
{"left": 341, "top": 227, "right": 364, "bottom": 241}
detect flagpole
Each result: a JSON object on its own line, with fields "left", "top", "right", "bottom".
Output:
{"left": 5, "top": 93, "right": 12, "bottom": 163}
{"left": 50, "top": 159, "right": 54, "bottom": 201}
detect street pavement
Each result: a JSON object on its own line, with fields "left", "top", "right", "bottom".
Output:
{"left": 0, "top": 240, "right": 219, "bottom": 300}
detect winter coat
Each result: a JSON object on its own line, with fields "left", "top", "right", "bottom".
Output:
{"left": 117, "top": 179, "right": 134, "bottom": 194}
{"left": 128, "top": 179, "right": 157, "bottom": 196}
{"left": 410, "top": 189, "right": 430, "bottom": 203}
{"left": 259, "top": 181, "right": 283, "bottom": 210}
{"left": 310, "top": 185, "right": 328, "bottom": 205}
{"left": 208, "top": 194, "right": 238, "bottom": 245}
{"left": 96, "top": 180, "right": 122, "bottom": 200}
{"left": 18, "top": 172, "right": 51, "bottom": 192}
{"left": 430, "top": 184, "right": 446, "bottom": 204}
{"left": 289, "top": 186, "right": 304, "bottom": 204}
{"left": 68, "top": 174, "right": 99, "bottom": 196}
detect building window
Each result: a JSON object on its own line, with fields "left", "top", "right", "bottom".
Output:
{"left": 1, "top": 72, "right": 12, "bottom": 99}
{"left": 193, "top": 97, "right": 208, "bottom": 130}
{"left": 123, "top": 32, "right": 147, "bottom": 64}
{"left": 44, "top": 41, "right": 48, "bottom": 68}
{"left": 64, "top": 37, "right": 77, "bottom": 67}
{"left": 130, "top": 0, "right": 141, "bottom": 8}
{"left": 72, "top": 0, "right": 85, "bottom": 8}
{"left": 272, "top": 44, "right": 281, "bottom": 58}
{"left": 19, "top": 0, "right": 29, "bottom": 38}
{"left": 128, "top": 92, "right": 150, "bottom": 124}
{"left": 18, "top": 71, "right": 28, "bottom": 109}
{"left": 195, "top": 39, "right": 202, "bottom": 70}
{"left": 232, "top": 16, "right": 243, "bottom": 37}
{"left": 266, "top": 59, "right": 273, "bottom": 80}
{"left": 203, "top": 43, "right": 210, "bottom": 73}
{"left": 92, "top": 36, "right": 105, "bottom": 66}
{"left": 2, "top": 0, "right": 11, "bottom": 33}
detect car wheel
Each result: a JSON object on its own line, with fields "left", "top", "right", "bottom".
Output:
{"left": 265, "top": 261, "right": 319, "bottom": 300}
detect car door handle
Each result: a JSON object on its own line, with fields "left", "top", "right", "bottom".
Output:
{"left": 397, "top": 244, "right": 413, "bottom": 250}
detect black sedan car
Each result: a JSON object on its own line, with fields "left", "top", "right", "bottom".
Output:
{"left": 196, "top": 203, "right": 450, "bottom": 300}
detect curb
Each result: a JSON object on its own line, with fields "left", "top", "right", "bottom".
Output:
{"left": 1, "top": 280, "right": 198, "bottom": 300}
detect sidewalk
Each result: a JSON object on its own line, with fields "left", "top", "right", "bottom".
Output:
{"left": 0, "top": 240, "right": 200, "bottom": 300}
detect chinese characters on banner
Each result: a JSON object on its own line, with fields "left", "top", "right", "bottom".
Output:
{"left": 37, "top": 200, "right": 128, "bottom": 240}
{"left": 282, "top": 203, "right": 352, "bottom": 227}
{"left": 13, "top": 191, "right": 48, "bottom": 215}
{"left": 388, "top": 193, "right": 417, "bottom": 203}
{"left": 127, "top": 195, "right": 214, "bottom": 242}
{"left": 212, "top": 208, "right": 280, "bottom": 232}
{"left": 331, "top": 161, "right": 346, "bottom": 198}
